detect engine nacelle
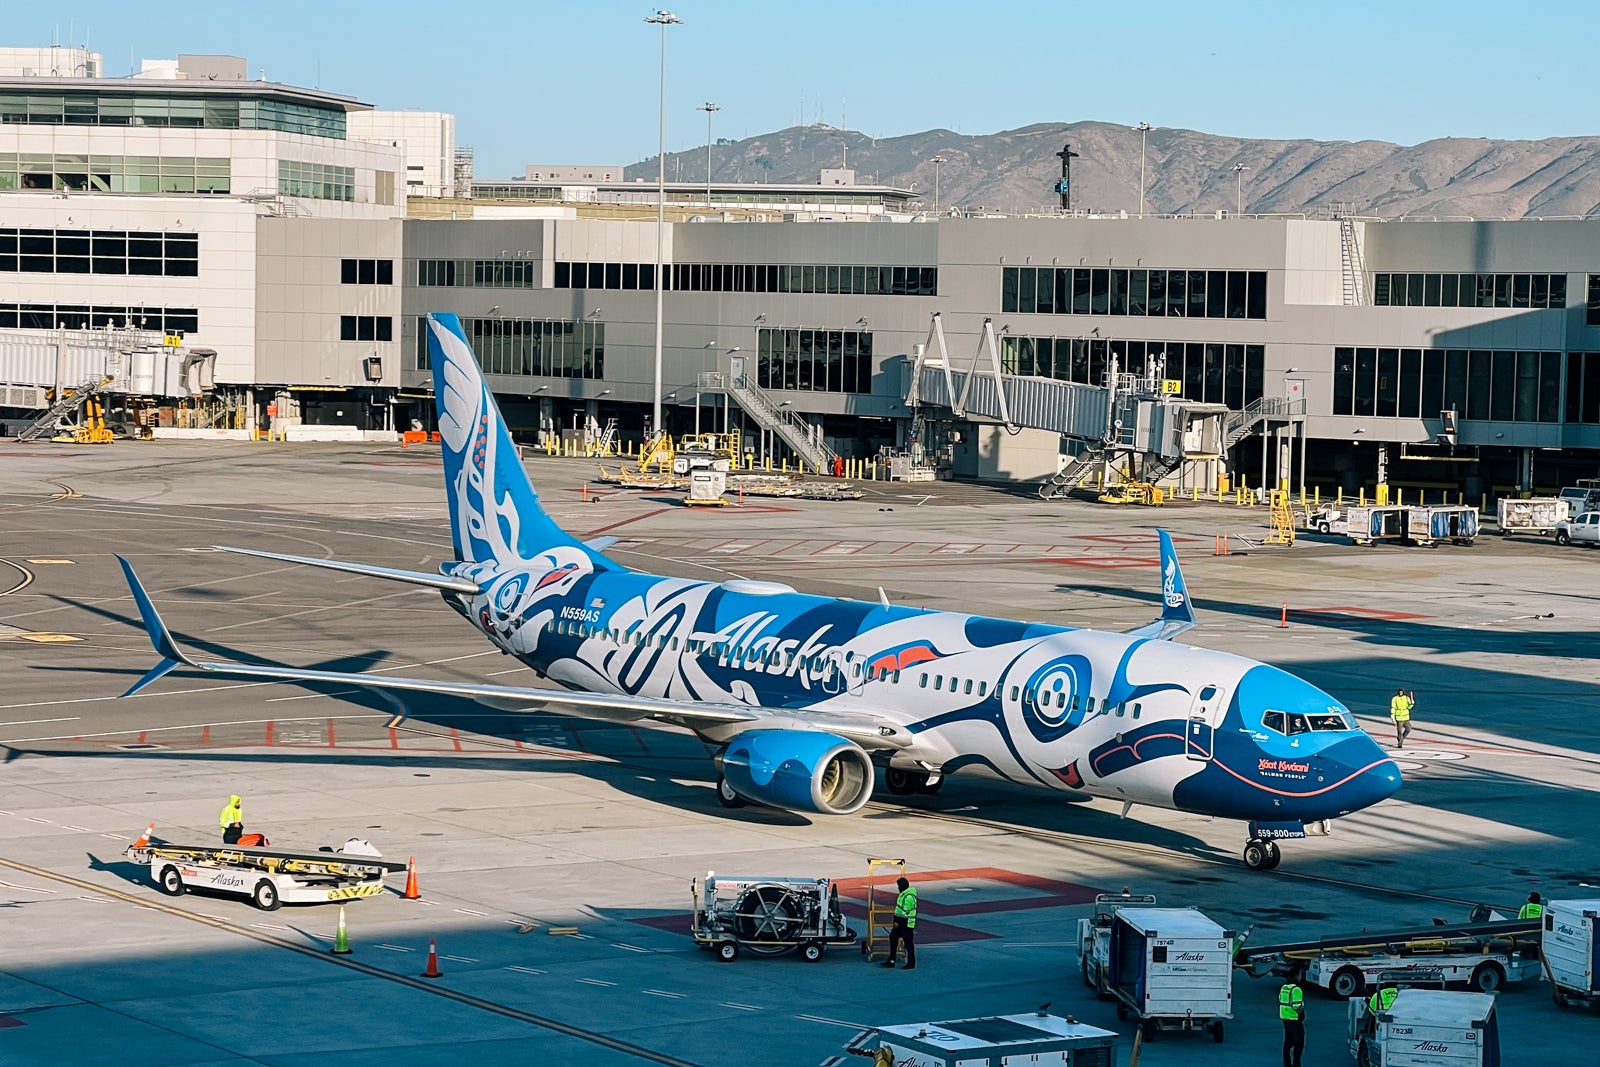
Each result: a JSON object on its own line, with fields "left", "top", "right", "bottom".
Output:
{"left": 720, "top": 730, "right": 874, "bottom": 815}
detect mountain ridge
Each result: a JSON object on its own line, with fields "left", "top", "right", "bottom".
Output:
{"left": 621, "top": 120, "right": 1600, "bottom": 219}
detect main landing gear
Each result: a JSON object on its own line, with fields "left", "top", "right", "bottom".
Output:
{"left": 1242, "top": 838, "right": 1282, "bottom": 871}
{"left": 885, "top": 766, "right": 944, "bottom": 796}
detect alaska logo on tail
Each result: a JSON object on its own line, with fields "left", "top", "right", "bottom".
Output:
{"left": 425, "top": 313, "right": 616, "bottom": 572}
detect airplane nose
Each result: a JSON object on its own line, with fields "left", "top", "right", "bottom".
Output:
{"left": 1340, "top": 740, "right": 1403, "bottom": 813}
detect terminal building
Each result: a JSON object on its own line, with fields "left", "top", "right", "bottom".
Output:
{"left": 3, "top": 44, "right": 1600, "bottom": 494}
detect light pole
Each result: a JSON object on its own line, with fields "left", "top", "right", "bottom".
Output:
{"left": 696, "top": 100, "right": 721, "bottom": 205}
{"left": 1231, "top": 162, "right": 1250, "bottom": 216}
{"left": 930, "top": 154, "right": 945, "bottom": 215}
{"left": 1134, "top": 121, "right": 1152, "bottom": 215}
{"left": 646, "top": 9, "right": 681, "bottom": 442}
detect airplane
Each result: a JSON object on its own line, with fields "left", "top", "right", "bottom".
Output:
{"left": 116, "top": 312, "right": 1401, "bottom": 872}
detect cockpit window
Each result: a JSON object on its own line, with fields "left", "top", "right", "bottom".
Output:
{"left": 1262, "top": 709, "right": 1349, "bottom": 734}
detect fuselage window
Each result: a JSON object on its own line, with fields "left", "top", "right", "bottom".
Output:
{"left": 891, "top": 670, "right": 901, "bottom": 684}
{"left": 963, "top": 679, "right": 973, "bottom": 695}
{"left": 1131, "top": 704, "right": 1141, "bottom": 718}
{"left": 919, "top": 673, "right": 929, "bottom": 688}
{"left": 1085, "top": 696, "right": 1097, "bottom": 714}
{"left": 1069, "top": 694, "right": 1080, "bottom": 712}
{"left": 1023, "top": 687, "right": 1034, "bottom": 704}
{"left": 670, "top": 637, "right": 679, "bottom": 651}
{"left": 948, "top": 677, "right": 958, "bottom": 692}
{"left": 1009, "top": 686, "right": 1019, "bottom": 701}
{"left": 934, "top": 674, "right": 944, "bottom": 688}
{"left": 1117, "top": 703, "right": 1127, "bottom": 717}
{"left": 977, "top": 681, "right": 987, "bottom": 697}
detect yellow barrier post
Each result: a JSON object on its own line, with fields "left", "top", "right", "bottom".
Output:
{"left": 1359, "top": 488, "right": 1366, "bottom": 507}
{"left": 1314, "top": 486, "right": 1321, "bottom": 506}
{"left": 1396, "top": 487, "right": 1403, "bottom": 507}
{"left": 1480, "top": 492, "right": 1487, "bottom": 512}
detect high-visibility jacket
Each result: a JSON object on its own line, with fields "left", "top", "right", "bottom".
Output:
{"left": 1390, "top": 694, "right": 1414, "bottom": 722}
{"left": 895, "top": 886, "right": 918, "bottom": 928}
{"left": 1519, "top": 902, "right": 1544, "bottom": 920}
{"left": 1368, "top": 987, "right": 1398, "bottom": 1013}
{"left": 1279, "top": 983, "right": 1305, "bottom": 1021}
{"left": 219, "top": 795, "right": 242, "bottom": 830}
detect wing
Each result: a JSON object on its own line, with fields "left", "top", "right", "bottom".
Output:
{"left": 1121, "top": 529, "right": 1198, "bottom": 641}
{"left": 114, "top": 556, "right": 909, "bottom": 752}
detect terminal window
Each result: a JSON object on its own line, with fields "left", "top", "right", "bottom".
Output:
{"left": 417, "top": 259, "right": 539, "bottom": 288}
{"left": 1373, "top": 272, "right": 1567, "bottom": 310}
{"left": 755, "top": 328, "right": 873, "bottom": 393}
{"left": 0, "top": 303, "right": 197, "bottom": 333}
{"left": 278, "top": 160, "right": 355, "bottom": 202}
{"left": 1000, "top": 335, "right": 1264, "bottom": 408}
{"left": 0, "top": 153, "right": 229, "bottom": 195}
{"left": 340, "top": 315, "right": 393, "bottom": 342}
{"left": 0, "top": 227, "right": 197, "bottom": 276}
{"left": 1001, "top": 266, "right": 1265, "bottom": 319}
{"left": 1566, "top": 352, "right": 1600, "bottom": 423}
{"left": 341, "top": 259, "right": 394, "bottom": 285}
{"left": 412, "top": 316, "right": 604, "bottom": 380}
{"left": 1585, "top": 275, "right": 1600, "bottom": 326}
{"left": 1333, "top": 346, "right": 1561, "bottom": 422}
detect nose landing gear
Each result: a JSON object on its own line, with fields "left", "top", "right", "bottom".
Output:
{"left": 1242, "top": 838, "right": 1282, "bottom": 871}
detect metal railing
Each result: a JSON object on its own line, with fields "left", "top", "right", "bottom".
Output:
{"left": 719, "top": 372, "right": 837, "bottom": 472}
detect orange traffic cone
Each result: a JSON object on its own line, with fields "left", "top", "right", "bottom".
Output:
{"left": 132, "top": 822, "right": 155, "bottom": 848}
{"left": 421, "top": 938, "right": 442, "bottom": 978}
{"left": 403, "top": 856, "right": 420, "bottom": 900}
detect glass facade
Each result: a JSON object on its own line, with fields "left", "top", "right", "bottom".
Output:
{"left": 1373, "top": 272, "right": 1567, "bottom": 309}
{"left": 755, "top": 328, "right": 873, "bottom": 393}
{"left": 341, "top": 259, "right": 394, "bottom": 285}
{"left": 0, "top": 226, "right": 197, "bottom": 276}
{"left": 1586, "top": 275, "right": 1600, "bottom": 326}
{"left": 1565, "top": 352, "right": 1600, "bottom": 423}
{"left": 668, "top": 262, "right": 934, "bottom": 296}
{"left": 0, "top": 303, "right": 198, "bottom": 333}
{"left": 1000, "top": 335, "right": 1264, "bottom": 408}
{"left": 415, "top": 317, "right": 604, "bottom": 380}
{"left": 0, "top": 153, "right": 229, "bottom": 194}
{"left": 278, "top": 160, "right": 354, "bottom": 202}
{"left": 339, "top": 316, "right": 393, "bottom": 342}
{"left": 1333, "top": 347, "right": 1562, "bottom": 422}
{"left": 1001, "top": 266, "right": 1267, "bottom": 319}
{"left": 417, "top": 259, "right": 540, "bottom": 288}
{"left": 0, "top": 92, "right": 347, "bottom": 138}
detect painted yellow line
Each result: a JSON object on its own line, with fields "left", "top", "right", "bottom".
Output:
{"left": 26, "top": 559, "right": 76, "bottom": 565}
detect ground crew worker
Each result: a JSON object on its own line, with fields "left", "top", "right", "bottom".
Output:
{"left": 1279, "top": 979, "right": 1305, "bottom": 1067}
{"left": 219, "top": 794, "right": 243, "bottom": 844}
{"left": 1519, "top": 892, "right": 1543, "bottom": 919}
{"left": 1368, "top": 985, "right": 1398, "bottom": 1013}
{"left": 882, "top": 876, "right": 917, "bottom": 970}
{"left": 1389, "top": 688, "right": 1415, "bottom": 748}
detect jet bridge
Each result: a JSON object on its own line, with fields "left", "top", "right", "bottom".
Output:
{"left": 904, "top": 313, "right": 1228, "bottom": 498}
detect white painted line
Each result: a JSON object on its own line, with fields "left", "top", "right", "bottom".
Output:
{"left": 505, "top": 965, "right": 545, "bottom": 975}
{"left": 0, "top": 811, "right": 10, "bottom": 816}
{"left": 101, "top": 834, "right": 128, "bottom": 840}
{"left": 0, "top": 717, "right": 78, "bottom": 727}
{"left": 612, "top": 943, "right": 650, "bottom": 953}
{"left": 643, "top": 989, "right": 686, "bottom": 999}
{"left": 198, "top": 913, "right": 227, "bottom": 920}
{"left": 25, "top": 817, "right": 52, "bottom": 824}
{"left": 77, "top": 895, "right": 113, "bottom": 904}
{"left": 415, "top": 899, "right": 438, "bottom": 906}
{"left": 307, "top": 932, "right": 333, "bottom": 940}
{"left": 721, "top": 1002, "right": 762, "bottom": 1011}
{"left": 64, "top": 825, "right": 94, "bottom": 832}
{"left": 502, "top": 919, "right": 527, "bottom": 926}
{"left": 0, "top": 880, "right": 54, "bottom": 893}
{"left": 251, "top": 923, "right": 289, "bottom": 932}
{"left": 376, "top": 944, "right": 414, "bottom": 952}
{"left": 576, "top": 978, "right": 617, "bottom": 987}
{"left": 454, "top": 908, "right": 487, "bottom": 916}
{"left": 442, "top": 955, "right": 478, "bottom": 963}
{"left": 795, "top": 1014, "right": 867, "bottom": 1029}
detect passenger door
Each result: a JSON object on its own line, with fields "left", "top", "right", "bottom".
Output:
{"left": 1186, "top": 684, "right": 1228, "bottom": 761}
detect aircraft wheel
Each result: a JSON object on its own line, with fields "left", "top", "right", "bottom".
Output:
{"left": 885, "top": 767, "right": 925, "bottom": 795}
{"left": 1243, "top": 839, "right": 1272, "bottom": 871}
{"left": 716, "top": 776, "right": 747, "bottom": 809}
{"left": 252, "top": 879, "right": 281, "bottom": 912}
{"left": 158, "top": 865, "right": 184, "bottom": 896}
{"left": 916, "top": 775, "right": 944, "bottom": 795}
{"left": 1263, "top": 841, "right": 1282, "bottom": 869}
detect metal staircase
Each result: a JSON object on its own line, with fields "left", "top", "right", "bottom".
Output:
{"left": 1339, "top": 217, "right": 1369, "bottom": 305}
{"left": 18, "top": 378, "right": 108, "bottom": 442}
{"left": 1038, "top": 445, "right": 1108, "bottom": 499}
{"left": 1224, "top": 395, "right": 1305, "bottom": 450}
{"left": 721, "top": 371, "right": 837, "bottom": 473}
{"left": 595, "top": 418, "right": 618, "bottom": 456}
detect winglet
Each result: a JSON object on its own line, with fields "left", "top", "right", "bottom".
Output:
{"left": 116, "top": 555, "right": 196, "bottom": 696}
{"left": 1157, "top": 530, "right": 1196, "bottom": 630}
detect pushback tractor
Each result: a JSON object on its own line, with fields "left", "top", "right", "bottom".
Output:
{"left": 126, "top": 833, "right": 407, "bottom": 910}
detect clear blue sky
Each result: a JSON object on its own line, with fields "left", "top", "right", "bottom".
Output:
{"left": 22, "top": 1, "right": 1596, "bottom": 178}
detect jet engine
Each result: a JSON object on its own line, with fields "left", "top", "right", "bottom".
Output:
{"left": 720, "top": 730, "right": 874, "bottom": 815}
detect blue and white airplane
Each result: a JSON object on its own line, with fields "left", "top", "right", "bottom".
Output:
{"left": 118, "top": 312, "right": 1401, "bottom": 871}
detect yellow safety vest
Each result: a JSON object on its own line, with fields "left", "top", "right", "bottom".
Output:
{"left": 1368, "top": 987, "right": 1398, "bottom": 1012}
{"left": 895, "top": 887, "right": 918, "bottom": 928}
{"left": 219, "top": 797, "right": 242, "bottom": 830}
{"left": 1390, "top": 695, "right": 1413, "bottom": 722}
{"left": 1279, "top": 983, "right": 1304, "bottom": 1021}
{"left": 1519, "top": 903, "right": 1543, "bottom": 920}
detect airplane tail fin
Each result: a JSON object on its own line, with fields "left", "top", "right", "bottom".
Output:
{"left": 1122, "top": 530, "right": 1198, "bottom": 640}
{"left": 424, "top": 313, "right": 618, "bottom": 572}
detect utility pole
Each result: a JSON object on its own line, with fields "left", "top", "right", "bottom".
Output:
{"left": 645, "top": 10, "right": 681, "bottom": 441}
{"left": 1054, "top": 143, "right": 1080, "bottom": 211}
{"left": 1232, "top": 162, "right": 1251, "bottom": 216}
{"left": 1133, "top": 121, "right": 1152, "bottom": 215}
{"left": 696, "top": 100, "right": 721, "bottom": 205}
{"left": 931, "top": 154, "right": 946, "bottom": 214}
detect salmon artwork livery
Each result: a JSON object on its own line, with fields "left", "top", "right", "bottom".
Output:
{"left": 118, "top": 313, "right": 1401, "bottom": 870}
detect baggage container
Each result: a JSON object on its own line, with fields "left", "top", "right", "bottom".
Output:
{"left": 861, "top": 1013, "right": 1118, "bottom": 1067}
{"left": 1496, "top": 497, "right": 1568, "bottom": 536}
{"left": 1406, "top": 505, "right": 1477, "bottom": 547}
{"left": 1543, "top": 897, "right": 1600, "bottom": 1009}
{"left": 1346, "top": 989, "right": 1498, "bottom": 1067}
{"left": 1347, "top": 505, "right": 1407, "bottom": 545}
{"left": 1108, "top": 907, "right": 1233, "bottom": 1041}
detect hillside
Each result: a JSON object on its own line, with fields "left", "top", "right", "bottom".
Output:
{"left": 623, "top": 120, "right": 1600, "bottom": 219}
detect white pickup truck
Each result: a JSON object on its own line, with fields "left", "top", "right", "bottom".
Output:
{"left": 1554, "top": 510, "right": 1600, "bottom": 547}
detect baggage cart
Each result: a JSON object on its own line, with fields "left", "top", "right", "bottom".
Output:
{"left": 1542, "top": 898, "right": 1600, "bottom": 1010}
{"left": 1106, "top": 907, "right": 1234, "bottom": 1042}
{"left": 690, "top": 872, "right": 856, "bottom": 962}
{"left": 1346, "top": 989, "right": 1498, "bottom": 1067}
{"left": 1496, "top": 497, "right": 1567, "bottom": 537}
{"left": 125, "top": 837, "right": 404, "bottom": 910}
{"left": 1406, "top": 505, "right": 1477, "bottom": 546}
{"left": 849, "top": 1012, "right": 1118, "bottom": 1067}
{"left": 1347, "top": 505, "right": 1408, "bottom": 545}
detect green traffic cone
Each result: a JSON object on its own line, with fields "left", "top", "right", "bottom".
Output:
{"left": 332, "top": 904, "right": 352, "bottom": 955}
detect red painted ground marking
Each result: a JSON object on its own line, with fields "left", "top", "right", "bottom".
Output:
{"left": 264, "top": 721, "right": 274, "bottom": 746}
{"left": 808, "top": 540, "right": 845, "bottom": 556}
{"left": 513, "top": 739, "right": 525, "bottom": 751}
{"left": 1073, "top": 533, "right": 1201, "bottom": 545}
{"left": 766, "top": 541, "right": 808, "bottom": 555}
{"left": 326, "top": 719, "right": 336, "bottom": 747}
{"left": 1007, "top": 544, "right": 1023, "bottom": 553}
{"left": 1034, "top": 557, "right": 1158, "bottom": 569}
{"left": 568, "top": 724, "right": 588, "bottom": 752}
{"left": 929, "top": 543, "right": 951, "bottom": 554}
{"left": 831, "top": 866, "right": 1101, "bottom": 917}
{"left": 889, "top": 542, "right": 919, "bottom": 554}
{"left": 201, "top": 725, "right": 211, "bottom": 745}
{"left": 450, "top": 727, "right": 462, "bottom": 752}
{"left": 136, "top": 730, "right": 147, "bottom": 744}
{"left": 1296, "top": 606, "right": 1431, "bottom": 622}
{"left": 389, "top": 727, "right": 399, "bottom": 749}
{"left": 583, "top": 508, "right": 674, "bottom": 538}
